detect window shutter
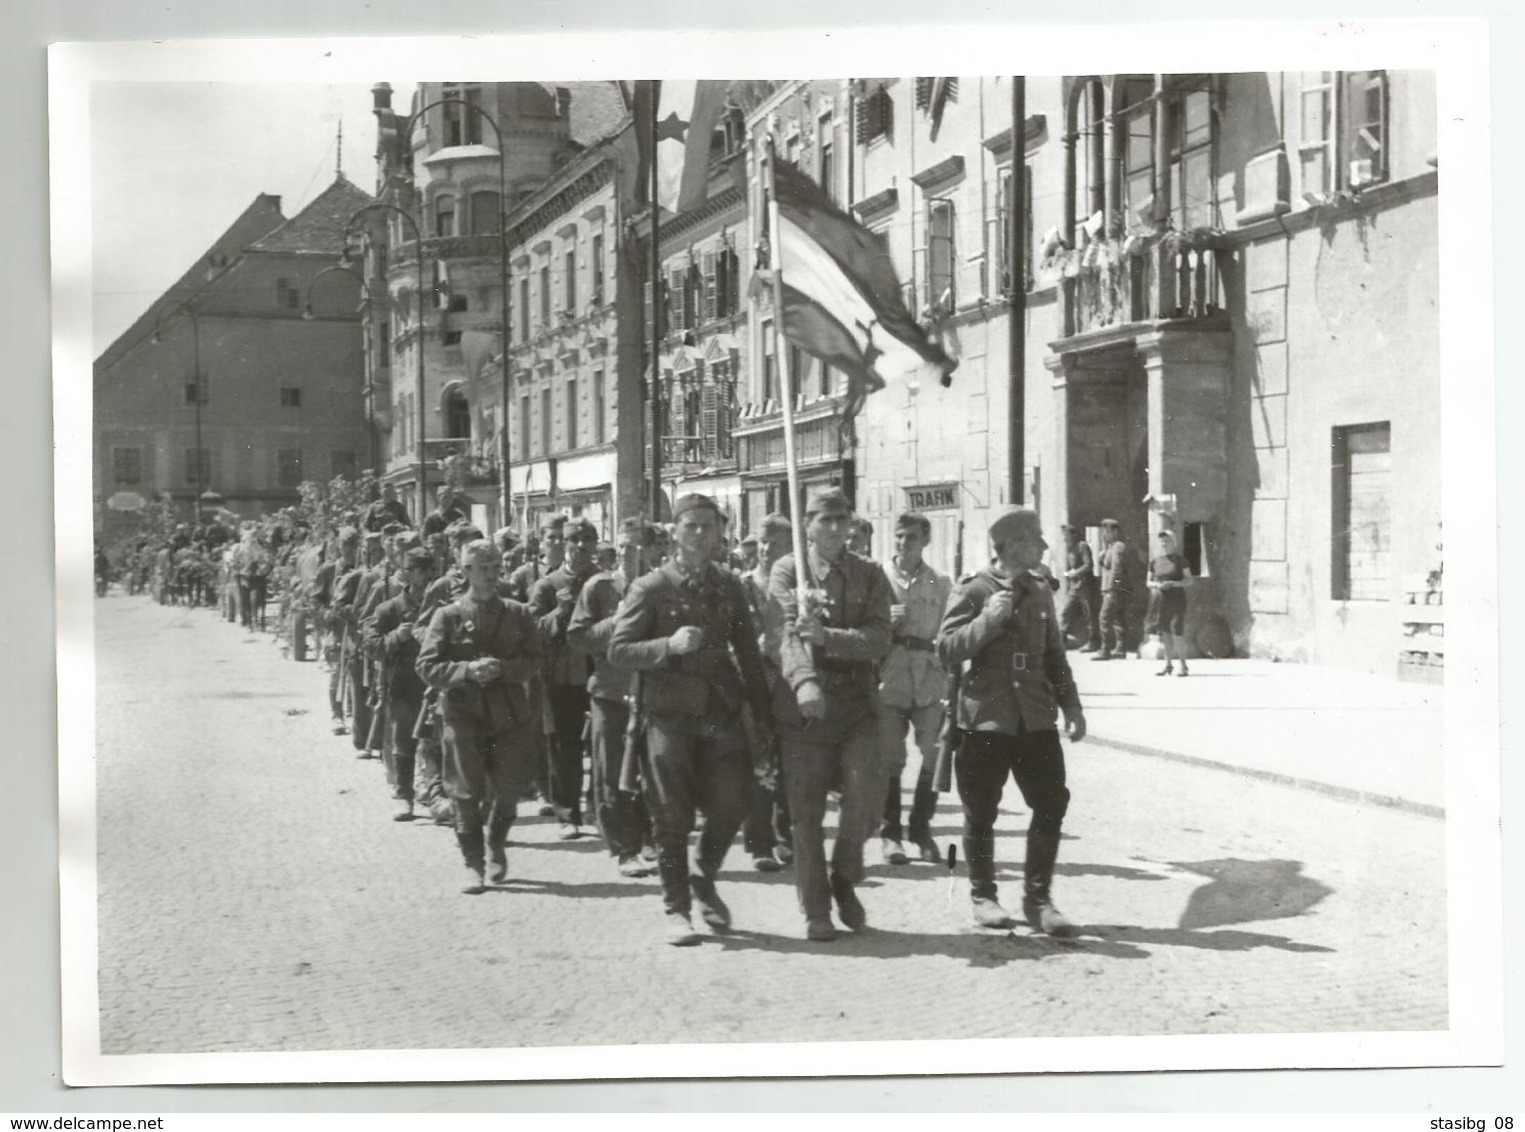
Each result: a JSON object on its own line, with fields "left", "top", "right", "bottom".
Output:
{"left": 916, "top": 78, "right": 932, "bottom": 109}
{"left": 701, "top": 380, "right": 718, "bottom": 460}
{"left": 703, "top": 251, "right": 718, "bottom": 324}
{"left": 947, "top": 77, "right": 959, "bottom": 104}
{"left": 643, "top": 280, "right": 654, "bottom": 339}
{"left": 668, "top": 269, "right": 685, "bottom": 332}
{"left": 854, "top": 97, "right": 870, "bottom": 144}
{"left": 879, "top": 91, "right": 893, "bottom": 142}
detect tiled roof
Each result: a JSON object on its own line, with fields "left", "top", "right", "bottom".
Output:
{"left": 547, "top": 81, "right": 630, "bottom": 148}
{"left": 247, "top": 175, "right": 374, "bottom": 254}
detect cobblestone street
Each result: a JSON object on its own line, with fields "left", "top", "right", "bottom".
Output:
{"left": 92, "top": 594, "right": 1448, "bottom": 1054}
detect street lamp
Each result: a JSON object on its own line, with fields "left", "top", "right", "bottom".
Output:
{"left": 151, "top": 300, "right": 205, "bottom": 524}
{"left": 401, "top": 96, "right": 512, "bottom": 528}
{"left": 345, "top": 201, "right": 426, "bottom": 523}
{"left": 303, "top": 263, "right": 376, "bottom": 474}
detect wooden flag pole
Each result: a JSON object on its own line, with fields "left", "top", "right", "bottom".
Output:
{"left": 648, "top": 80, "right": 665, "bottom": 521}
{"left": 763, "top": 136, "right": 810, "bottom": 609}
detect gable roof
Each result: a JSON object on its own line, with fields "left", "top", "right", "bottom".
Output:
{"left": 95, "top": 193, "right": 286, "bottom": 373}
{"left": 247, "top": 175, "right": 374, "bottom": 255}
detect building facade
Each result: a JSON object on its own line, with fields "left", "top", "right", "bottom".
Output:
{"left": 94, "top": 177, "right": 374, "bottom": 540}
{"left": 846, "top": 72, "right": 1438, "bottom": 674}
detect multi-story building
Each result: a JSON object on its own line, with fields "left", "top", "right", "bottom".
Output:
{"left": 641, "top": 107, "right": 751, "bottom": 527}
{"left": 847, "top": 73, "right": 1438, "bottom": 674}
{"left": 94, "top": 176, "right": 374, "bottom": 540}
{"left": 738, "top": 79, "right": 858, "bottom": 530}
{"left": 368, "top": 80, "right": 630, "bottom": 531}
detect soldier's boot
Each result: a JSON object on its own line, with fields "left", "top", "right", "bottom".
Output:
{"left": 1022, "top": 829, "right": 1078, "bottom": 937}
{"left": 487, "top": 813, "right": 512, "bottom": 884}
{"left": 456, "top": 829, "right": 487, "bottom": 895}
{"left": 907, "top": 774, "right": 941, "bottom": 863}
{"left": 965, "top": 828, "right": 1015, "bottom": 928}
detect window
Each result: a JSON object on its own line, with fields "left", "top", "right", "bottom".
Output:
{"left": 279, "top": 386, "right": 302, "bottom": 408}
{"left": 713, "top": 361, "right": 734, "bottom": 459}
{"left": 445, "top": 388, "right": 470, "bottom": 438}
{"left": 590, "top": 234, "right": 605, "bottom": 306}
{"left": 463, "top": 87, "right": 485, "bottom": 145}
{"left": 435, "top": 196, "right": 456, "bottom": 238}
{"left": 520, "top": 393, "right": 531, "bottom": 460}
{"left": 1120, "top": 77, "right": 1156, "bottom": 223}
{"left": 443, "top": 330, "right": 463, "bottom": 346}
{"left": 470, "top": 190, "right": 500, "bottom": 235}
{"left": 443, "top": 90, "right": 463, "bottom": 146}
{"left": 1332, "top": 422, "right": 1392, "bottom": 601}
{"left": 1299, "top": 72, "right": 1336, "bottom": 197}
{"left": 183, "top": 381, "right": 207, "bottom": 405}
{"left": 184, "top": 448, "right": 212, "bottom": 487}
{"left": 276, "top": 449, "right": 302, "bottom": 489}
{"left": 447, "top": 294, "right": 468, "bottom": 313}
{"left": 275, "top": 277, "right": 299, "bottom": 310}
{"left": 785, "top": 134, "right": 800, "bottom": 169}
{"left": 591, "top": 370, "right": 603, "bottom": 445}
{"left": 540, "top": 387, "right": 552, "bottom": 456}
{"left": 855, "top": 87, "right": 893, "bottom": 144}
{"left": 818, "top": 136, "right": 835, "bottom": 202}
{"left": 379, "top": 320, "right": 391, "bottom": 363}
{"left": 926, "top": 198, "right": 956, "bottom": 313}
{"left": 713, "top": 248, "right": 732, "bottom": 318}
{"left": 685, "top": 262, "right": 702, "bottom": 328}
{"left": 539, "top": 264, "right": 551, "bottom": 326}
{"left": 112, "top": 447, "right": 142, "bottom": 486}
{"left": 519, "top": 279, "right": 530, "bottom": 341}
{"left": 762, "top": 321, "right": 778, "bottom": 404}
{"left": 996, "top": 163, "right": 1034, "bottom": 294}
{"left": 564, "top": 248, "right": 577, "bottom": 313}
{"left": 565, "top": 377, "right": 579, "bottom": 449}
{"left": 330, "top": 450, "right": 357, "bottom": 481}
{"left": 1342, "top": 71, "right": 1389, "bottom": 187}
{"left": 1169, "top": 88, "right": 1214, "bottom": 232}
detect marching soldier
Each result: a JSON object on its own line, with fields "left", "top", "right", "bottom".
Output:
{"left": 935, "top": 506, "right": 1087, "bottom": 935}
{"left": 420, "top": 486, "right": 468, "bottom": 539}
{"left": 566, "top": 518, "right": 660, "bottom": 878}
{"left": 770, "top": 487, "right": 893, "bottom": 942}
{"left": 528, "top": 517, "right": 601, "bottom": 839}
{"left": 364, "top": 482, "right": 412, "bottom": 533}
{"left": 607, "top": 493, "right": 775, "bottom": 947}
{"left": 505, "top": 516, "right": 564, "bottom": 603}
{"left": 363, "top": 547, "right": 435, "bottom": 822}
{"left": 417, "top": 539, "right": 545, "bottom": 893}
{"left": 877, "top": 510, "right": 951, "bottom": 866}
{"left": 739, "top": 513, "right": 794, "bottom": 872}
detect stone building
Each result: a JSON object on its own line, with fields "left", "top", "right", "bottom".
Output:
{"left": 94, "top": 176, "right": 374, "bottom": 540}
{"left": 845, "top": 73, "right": 1438, "bottom": 674}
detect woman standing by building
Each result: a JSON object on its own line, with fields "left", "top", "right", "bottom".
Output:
{"left": 1148, "top": 530, "right": 1194, "bottom": 677}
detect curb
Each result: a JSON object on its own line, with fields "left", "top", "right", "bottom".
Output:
{"left": 1083, "top": 732, "right": 1445, "bottom": 820}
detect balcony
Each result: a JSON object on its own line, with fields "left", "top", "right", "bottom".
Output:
{"left": 394, "top": 233, "right": 502, "bottom": 266}
{"left": 1060, "top": 236, "right": 1225, "bottom": 339}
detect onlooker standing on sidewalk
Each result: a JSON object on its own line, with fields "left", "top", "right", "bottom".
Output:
{"left": 771, "top": 488, "right": 893, "bottom": 942}
{"left": 877, "top": 511, "right": 951, "bottom": 866}
{"left": 1147, "top": 529, "right": 1194, "bottom": 677}
{"left": 1094, "top": 518, "right": 1136, "bottom": 661}
{"left": 1059, "top": 524, "right": 1101, "bottom": 652}
{"left": 936, "top": 507, "right": 1086, "bottom": 936}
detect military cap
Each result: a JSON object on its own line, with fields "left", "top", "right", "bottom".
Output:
{"left": 738, "top": 533, "right": 759, "bottom": 547}
{"left": 564, "top": 517, "right": 599, "bottom": 543}
{"left": 493, "top": 526, "right": 520, "bottom": 550}
{"left": 363, "top": 530, "right": 384, "bottom": 545}
{"left": 1100, "top": 517, "right": 1121, "bottom": 529}
{"left": 381, "top": 521, "right": 407, "bottom": 537}
{"left": 539, "top": 515, "right": 567, "bottom": 535}
{"left": 989, "top": 506, "right": 1042, "bottom": 545}
{"left": 595, "top": 540, "right": 615, "bottom": 556}
{"left": 460, "top": 539, "right": 501, "bottom": 567}
{"left": 451, "top": 523, "right": 486, "bottom": 545}
{"left": 895, "top": 510, "right": 931, "bottom": 537}
{"left": 804, "top": 486, "right": 853, "bottom": 518}
{"left": 672, "top": 493, "right": 721, "bottom": 521}
{"left": 756, "top": 513, "right": 793, "bottom": 541}
{"left": 394, "top": 531, "right": 422, "bottom": 553}
{"left": 402, "top": 547, "right": 434, "bottom": 572}
{"left": 336, "top": 526, "right": 361, "bottom": 546}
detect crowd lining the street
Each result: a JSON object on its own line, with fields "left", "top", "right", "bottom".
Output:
{"left": 100, "top": 481, "right": 1192, "bottom": 947}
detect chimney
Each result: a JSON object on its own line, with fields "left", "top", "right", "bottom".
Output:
{"left": 556, "top": 87, "right": 572, "bottom": 120}
{"left": 371, "top": 82, "right": 393, "bottom": 113}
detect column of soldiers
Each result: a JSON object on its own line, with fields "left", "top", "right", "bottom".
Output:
{"left": 159, "top": 482, "right": 1090, "bottom": 948}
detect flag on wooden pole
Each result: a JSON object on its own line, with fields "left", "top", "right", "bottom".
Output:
{"left": 768, "top": 159, "right": 957, "bottom": 416}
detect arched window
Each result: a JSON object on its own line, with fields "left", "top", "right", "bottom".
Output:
{"left": 434, "top": 195, "right": 456, "bottom": 238}
{"left": 444, "top": 387, "right": 471, "bottom": 439}
{"left": 470, "top": 190, "right": 500, "bottom": 235}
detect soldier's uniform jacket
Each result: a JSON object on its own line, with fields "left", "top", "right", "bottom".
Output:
{"left": 364, "top": 588, "right": 427, "bottom": 702}
{"left": 607, "top": 560, "right": 773, "bottom": 724}
{"left": 419, "top": 505, "right": 467, "bottom": 539}
{"left": 416, "top": 594, "right": 543, "bottom": 730}
{"left": 331, "top": 565, "right": 367, "bottom": 639}
{"left": 769, "top": 549, "right": 894, "bottom": 707}
{"left": 356, "top": 567, "right": 403, "bottom": 627}
{"left": 529, "top": 564, "right": 599, "bottom": 688}
{"left": 1099, "top": 540, "right": 1137, "bottom": 594}
{"left": 504, "top": 558, "right": 544, "bottom": 604}
{"left": 936, "top": 568, "right": 1082, "bottom": 735}
{"left": 879, "top": 558, "right": 952, "bottom": 711}
{"left": 565, "top": 570, "right": 632, "bottom": 703}
{"left": 412, "top": 568, "right": 467, "bottom": 645}
{"left": 741, "top": 567, "right": 785, "bottom": 673}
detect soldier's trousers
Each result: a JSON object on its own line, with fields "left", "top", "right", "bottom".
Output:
{"left": 546, "top": 685, "right": 590, "bottom": 824}
{"left": 588, "top": 696, "right": 650, "bottom": 859}
{"left": 955, "top": 724, "right": 1070, "bottom": 903}
{"left": 441, "top": 715, "right": 533, "bottom": 852}
{"left": 742, "top": 773, "right": 792, "bottom": 859}
{"left": 641, "top": 710, "right": 752, "bottom": 917}
{"left": 1061, "top": 581, "right": 1101, "bottom": 648}
{"left": 383, "top": 692, "right": 421, "bottom": 803}
{"left": 879, "top": 700, "right": 942, "bottom": 843}
{"left": 781, "top": 699, "right": 882, "bottom": 921}
{"left": 1100, "top": 590, "right": 1129, "bottom": 655}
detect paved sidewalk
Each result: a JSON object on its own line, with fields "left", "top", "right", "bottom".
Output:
{"left": 1068, "top": 654, "right": 1445, "bottom": 816}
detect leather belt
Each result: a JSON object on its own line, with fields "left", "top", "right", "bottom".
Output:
{"left": 1009, "top": 652, "right": 1035, "bottom": 673}
{"left": 816, "top": 658, "right": 871, "bottom": 675}
{"left": 893, "top": 635, "right": 936, "bottom": 653}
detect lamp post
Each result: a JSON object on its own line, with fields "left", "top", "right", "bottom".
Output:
{"left": 303, "top": 262, "right": 375, "bottom": 473}
{"left": 345, "top": 201, "right": 426, "bottom": 523}
{"left": 151, "top": 300, "right": 205, "bottom": 524}
{"left": 401, "top": 96, "right": 512, "bottom": 529}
